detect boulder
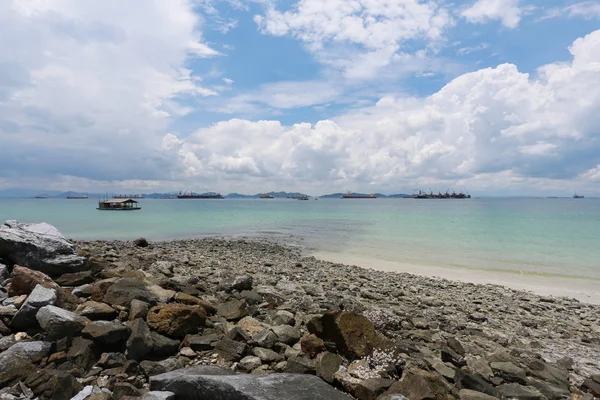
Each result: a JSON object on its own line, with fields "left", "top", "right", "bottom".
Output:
{"left": 252, "top": 347, "right": 283, "bottom": 363}
{"left": 8, "top": 265, "right": 57, "bottom": 296}
{"left": 583, "top": 378, "right": 600, "bottom": 397}
{"left": 151, "top": 331, "right": 180, "bottom": 357}
{"left": 455, "top": 369, "right": 500, "bottom": 398}
{"left": 0, "top": 348, "right": 36, "bottom": 387}
{"left": 142, "top": 391, "right": 175, "bottom": 400}
{"left": 103, "top": 278, "right": 158, "bottom": 307}
{"left": 76, "top": 301, "right": 118, "bottom": 320}
{"left": 221, "top": 275, "right": 253, "bottom": 292}
{"left": 183, "top": 333, "right": 220, "bottom": 352}
{"left": 525, "top": 359, "right": 569, "bottom": 388}
{"left": 133, "top": 238, "right": 149, "bottom": 248}
{"left": 55, "top": 270, "right": 94, "bottom": 286}
{"left": 82, "top": 320, "right": 131, "bottom": 344}
{"left": 97, "top": 352, "right": 128, "bottom": 368}
{"left": 491, "top": 361, "right": 527, "bottom": 384}
{"left": 238, "top": 356, "right": 262, "bottom": 372}
{"left": 4, "top": 340, "right": 51, "bottom": 362}
{"left": 320, "top": 312, "right": 392, "bottom": 358}
{"left": 67, "top": 337, "right": 96, "bottom": 371}
{"left": 381, "top": 368, "right": 457, "bottom": 400}
{"left": 354, "top": 378, "right": 394, "bottom": 400}
{"left": 147, "top": 304, "right": 206, "bottom": 337}
{"left": 459, "top": 389, "right": 499, "bottom": 400}
{"left": 130, "top": 299, "right": 150, "bottom": 320}
{"left": 36, "top": 305, "right": 89, "bottom": 339}
{"left": 217, "top": 299, "right": 250, "bottom": 320}
{"left": 149, "top": 285, "right": 177, "bottom": 303}
{"left": 497, "top": 383, "right": 546, "bottom": 400}
{"left": 284, "top": 356, "right": 316, "bottom": 374}
{"left": 272, "top": 325, "right": 301, "bottom": 345}
{"left": 253, "top": 329, "right": 278, "bottom": 349}
{"left": 23, "top": 368, "right": 83, "bottom": 400}
{"left": 126, "top": 318, "right": 154, "bottom": 360}
{"left": 270, "top": 310, "right": 295, "bottom": 326}
{"left": 301, "top": 334, "right": 325, "bottom": 358}
{"left": 0, "top": 221, "right": 86, "bottom": 276}
{"left": 316, "top": 351, "right": 343, "bottom": 383}
{"left": 237, "top": 316, "right": 265, "bottom": 337}
{"left": 214, "top": 339, "right": 248, "bottom": 361}
{"left": 150, "top": 365, "right": 352, "bottom": 400}
{"left": 113, "top": 382, "right": 143, "bottom": 399}
{"left": 10, "top": 284, "right": 57, "bottom": 329}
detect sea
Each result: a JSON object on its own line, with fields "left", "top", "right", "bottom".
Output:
{"left": 1, "top": 197, "right": 599, "bottom": 289}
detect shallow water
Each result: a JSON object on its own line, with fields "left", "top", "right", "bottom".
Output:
{"left": 1, "top": 197, "right": 599, "bottom": 281}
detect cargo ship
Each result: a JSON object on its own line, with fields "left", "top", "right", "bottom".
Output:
{"left": 260, "top": 194, "right": 274, "bottom": 199}
{"left": 177, "top": 191, "right": 224, "bottom": 199}
{"left": 573, "top": 194, "right": 584, "bottom": 199}
{"left": 67, "top": 195, "right": 88, "bottom": 199}
{"left": 342, "top": 192, "right": 377, "bottom": 199}
{"left": 415, "top": 190, "right": 471, "bottom": 199}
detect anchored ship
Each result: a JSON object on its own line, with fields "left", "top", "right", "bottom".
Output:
{"left": 573, "top": 194, "right": 585, "bottom": 199}
{"left": 67, "top": 195, "right": 88, "bottom": 199}
{"left": 415, "top": 190, "right": 471, "bottom": 199}
{"left": 342, "top": 192, "right": 377, "bottom": 199}
{"left": 260, "top": 194, "right": 274, "bottom": 199}
{"left": 177, "top": 191, "right": 224, "bottom": 199}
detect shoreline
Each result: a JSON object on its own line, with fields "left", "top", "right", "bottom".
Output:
{"left": 312, "top": 250, "right": 600, "bottom": 305}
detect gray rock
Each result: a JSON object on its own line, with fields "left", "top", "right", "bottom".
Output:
{"left": 217, "top": 299, "right": 249, "bottom": 320}
{"left": 141, "top": 391, "right": 175, "bottom": 400}
{"left": 184, "top": 333, "right": 220, "bottom": 352}
{"left": 75, "top": 301, "right": 117, "bottom": 320}
{"left": 130, "top": 299, "right": 149, "bottom": 320}
{"left": 81, "top": 320, "right": 131, "bottom": 344}
{"left": 4, "top": 340, "right": 52, "bottom": 362}
{"left": 491, "top": 361, "right": 527, "bottom": 384}
{"left": 497, "top": 383, "right": 546, "bottom": 400}
{"left": 354, "top": 378, "right": 394, "bottom": 400}
{"left": 150, "top": 365, "right": 351, "bottom": 399}
{"left": 459, "top": 389, "right": 499, "bottom": 400}
{"left": 583, "top": 378, "right": 600, "bottom": 397}
{"left": 55, "top": 271, "right": 94, "bottom": 286}
{"left": 238, "top": 356, "right": 262, "bottom": 372}
{"left": 0, "top": 342, "right": 46, "bottom": 386}
{"left": 141, "top": 360, "right": 168, "bottom": 377}
{"left": 151, "top": 331, "right": 180, "bottom": 357}
{"left": 316, "top": 351, "right": 342, "bottom": 383}
{"left": 10, "top": 285, "right": 56, "bottom": 329}
{"left": 36, "top": 305, "right": 89, "bottom": 338}
{"left": 0, "top": 319, "right": 10, "bottom": 336}
{"left": 215, "top": 339, "right": 248, "bottom": 361}
{"left": 126, "top": 318, "right": 154, "bottom": 361}
{"left": 526, "top": 377, "right": 571, "bottom": 400}
{"left": 222, "top": 275, "right": 253, "bottom": 292}
{"left": 0, "top": 263, "right": 8, "bottom": 281}
{"left": 270, "top": 310, "right": 295, "bottom": 326}
{"left": 112, "top": 382, "right": 142, "bottom": 400}
{"left": 0, "top": 220, "right": 86, "bottom": 276}
{"left": 0, "top": 305, "right": 18, "bottom": 317}
{"left": 253, "top": 329, "right": 278, "bottom": 349}
{"left": 67, "top": 337, "right": 95, "bottom": 371}
{"left": 284, "top": 356, "right": 316, "bottom": 374}
{"left": 526, "top": 359, "right": 569, "bottom": 388}
{"left": 272, "top": 325, "right": 301, "bottom": 345}
{"left": 252, "top": 347, "right": 283, "bottom": 363}
{"left": 103, "top": 278, "right": 158, "bottom": 307}
{"left": 97, "top": 352, "right": 127, "bottom": 368}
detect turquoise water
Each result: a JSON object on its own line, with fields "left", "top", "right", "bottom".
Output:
{"left": 1, "top": 198, "right": 599, "bottom": 280}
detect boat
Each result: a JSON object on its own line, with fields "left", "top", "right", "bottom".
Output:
{"left": 260, "top": 194, "right": 274, "bottom": 199}
{"left": 414, "top": 189, "right": 471, "bottom": 199}
{"left": 97, "top": 198, "right": 141, "bottom": 210}
{"left": 177, "top": 191, "right": 224, "bottom": 199}
{"left": 113, "top": 194, "right": 144, "bottom": 199}
{"left": 294, "top": 195, "right": 309, "bottom": 200}
{"left": 34, "top": 195, "right": 48, "bottom": 199}
{"left": 67, "top": 195, "right": 88, "bottom": 199}
{"left": 573, "top": 194, "right": 585, "bottom": 199}
{"left": 342, "top": 192, "right": 377, "bottom": 199}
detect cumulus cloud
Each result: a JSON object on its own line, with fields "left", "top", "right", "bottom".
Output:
{"left": 167, "top": 30, "right": 600, "bottom": 194}
{"left": 461, "top": 0, "right": 523, "bottom": 28}
{"left": 0, "top": 0, "right": 217, "bottom": 184}
{"left": 539, "top": 1, "right": 600, "bottom": 22}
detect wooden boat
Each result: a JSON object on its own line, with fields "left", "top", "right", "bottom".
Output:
{"left": 97, "top": 198, "right": 141, "bottom": 211}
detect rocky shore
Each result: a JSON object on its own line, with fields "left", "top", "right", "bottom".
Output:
{"left": 1, "top": 220, "right": 600, "bottom": 400}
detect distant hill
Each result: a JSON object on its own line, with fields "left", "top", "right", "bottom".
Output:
{"left": 387, "top": 194, "right": 413, "bottom": 198}
{"left": 0, "top": 188, "right": 63, "bottom": 198}
{"left": 225, "top": 193, "right": 254, "bottom": 199}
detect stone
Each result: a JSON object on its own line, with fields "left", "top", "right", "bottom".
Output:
{"left": 151, "top": 331, "right": 180, "bottom": 357}
{"left": 525, "top": 359, "right": 569, "bottom": 388}
{"left": 320, "top": 312, "right": 392, "bottom": 358}
{"left": 126, "top": 318, "right": 154, "bottom": 361}
{"left": 382, "top": 368, "right": 456, "bottom": 400}
{"left": 497, "top": 383, "right": 546, "bottom": 400}
{"left": 222, "top": 275, "right": 253, "bottom": 292}
{"left": 583, "top": 378, "right": 600, "bottom": 397}
{"left": 226, "top": 326, "right": 252, "bottom": 342}
{"left": 432, "top": 361, "right": 457, "bottom": 382}
{"left": 459, "top": 389, "right": 499, "bottom": 400}
{"left": 103, "top": 278, "right": 158, "bottom": 307}
{"left": 271, "top": 310, "right": 295, "bottom": 326}
{"left": 10, "top": 284, "right": 57, "bottom": 328}
{"left": 150, "top": 365, "right": 351, "bottom": 400}
{"left": 0, "top": 304, "right": 18, "bottom": 317}
{"left": 238, "top": 356, "right": 262, "bottom": 372}
{"left": 150, "top": 261, "right": 173, "bottom": 277}
{"left": 0, "top": 263, "right": 8, "bottom": 281}
{"left": 76, "top": 301, "right": 117, "bottom": 320}
{"left": 183, "top": 333, "right": 219, "bottom": 352}
{"left": 217, "top": 299, "right": 249, "bottom": 320}
{"left": 237, "top": 316, "right": 264, "bottom": 337}
{"left": 36, "top": 305, "right": 89, "bottom": 338}
{"left": 491, "top": 361, "right": 527, "bottom": 384}
{"left": 0, "top": 347, "right": 36, "bottom": 387}
{"left": 149, "top": 285, "right": 177, "bottom": 303}
{"left": 354, "top": 378, "right": 394, "bottom": 400}
{"left": 82, "top": 320, "right": 131, "bottom": 344}
{"left": 133, "top": 237, "right": 149, "bottom": 247}
{"left": 272, "top": 324, "right": 301, "bottom": 345}
{"left": 112, "top": 382, "right": 142, "bottom": 400}
{"left": 448, "top": 337, "right": 466, "bottom": 356}
{"left": 240, "top": 290, "right": 263, "bottom": 305}
{"left": 8, "top": 265, "right": 57, "bottom": 296}
{"left": 301, "top": 334, "right": 325, "bottom": 358}
{"left": 526, "top": 377, "right": 571, "bottom": 400}
{"left": 23, "top": 368, "right": 83, "bottom": 400}
{"left": 0, "top": 319, "right": 10, "bottom": 336}
{"left": 0, "top": 221, "right": 87, "bottom": 276}
{"left": 147, "top": 304, "right": 207, "bottom": 337}
{"left": 174, "top": 292, "right": 205, "bottom": 306}
{"left": 180, "top": 346, "right": 197, "bottom": 357}
{"left": 252, "top": 347, "right": 283, "bottom": 363}
{"left": 285, "top": 356, "right": 316, "bottom": 374}
{"left": 97, "top": 352, "right": 128, "bottom": 368}
{"left": 316, "top": 351, "right": 343, "bottom": 383}
{"left": 67, "top": 337, "right": 95, "bottom": 371}
{"left": 214, "top": 339, "right": 247, "bottom": 361}
{"left": 71, "top": 385, "right": 108, "bottom": 400}
{"left": 130, "top": 299, "right": 150, "bottom": 320}
{"left": 142, "top": 391, "right": 175, "bottom": 400}
{"left": 253, "top": 329, "right": 278, "bottom": 349}
{"left": 455, "top": 369, "right": 500, "bottom": 398}
{"left": 4, "top": 341, "right": 51, "bottom": 362}
{"left": 55, "top": 271, "right": 94, "bottom": 286}
{"left": 140, "top": 360, "right": 168, "bottom": 377}
{"left": 466, "top": 357, "right": 493, "bottom": 380}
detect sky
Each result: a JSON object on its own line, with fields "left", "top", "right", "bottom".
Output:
{"left": 0, "top": 0, "right": 599, "bottom": 196}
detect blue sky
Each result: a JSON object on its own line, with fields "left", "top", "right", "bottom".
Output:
{"left": 0, "top": 0, "right": 600, "bottom": 195}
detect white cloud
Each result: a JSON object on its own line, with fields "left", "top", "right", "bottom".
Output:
{"left": 254, "top": 0, "right": 454, "bottom": 79}
{"left": 539, "top": 1, "right": 600, "bottom": 21}
{"left": 166, "top": 30, "right": 600, "bottom": 194}
{"left": 461, "top": 0, "right": 523, "bottom": 28}
{"left": 457, "top": 42, "right": 489, "bottom": 56}
{"left": 222, "top": 78, "right": 234, "bottom": 85}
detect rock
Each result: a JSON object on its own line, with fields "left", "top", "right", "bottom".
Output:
{"left": 8, "top": 265, "right": 57, "bottom": 296}
{"left": 183, "top": 333, "right": 219, "bottom": 352}
{"left": 491, "top": 361, "right": 526, "bottom": 384}
{"left": 271, "top": 310, "right": 295, "bottom": 326}
{"left": 301, "top": 334, "right": 325, "bottom": 358}
{"left": 238, "top": 356, "right": 262, "bottom": 372}
{"left": 103, "top": 278, "right": 158, "bottom": 307}
{"left": 10, "top": 284, "right": 57, "bottom": 329}
{"left": 76, "top": 301, "right": 118, "bottom": 320}
{"left": 214, "top": 339, "right": 247, "bottom": 361}
{"left": 432, "top": 361, "right": 457, "bottom": 382}
{"left": 151, "top": 331, "right": 180, "bottom": 357}
{"left": 240, "top": 290, "right": 263, "bottom": 305}
{"left": 174, "top": 292, "right": 204, "bottom": 306}
{"left": 82, "top": 320, "right": 131, "bottom": 344}
{"left": 497, "top": 383, "right": 546, "bottom": 400}
{"left": 525, "top": 359, "right": 569, "bottom": 388}
{"left": 112, "top": 382, "right": 142, "bottom": 400}
{"left": 151, "top": 261, "right": 173, "bottom": 276}
{"left": 253, "top": 329, "right": 278, "bottom": 349}
{"left": 222, "top": 275, "right": 253, "bottom": 292}
{"left": 226, "top": 326, "right": 251, "bottom": 342}
{"left": 0, "top": 347, "right": 35, "bottom": 387}
{"left": 354, "top": 378, "right": 394, "bottom": 400}
{"left": 217, "top": 299, "right": 249, "bottom": 320}
{"left": 141, "top": 391, "right": 175, "bottom": 400}
{"left": 97, "top": 352, "right": 128, "bottom": 368}
{"left": 55, "top": 286, "right": 83, "bottom": 311}
{"left": 0, "top": 319, "right": 10, "bottom": 336}
{"left": 583, "top": 378, "right": 600, "bottom": 397}
{"left": 180, "top": 346, "right": 196, "bottom": 357}
{"left": 23, "top": 368, "right": 83, "bottom": 400}
{"left": 237, "top": 316, "right": 264, "bottom": 337}
{"left": 285, "top": 356, "right": 316, "bottom": 374}
{"left": 320, "top": 312, "right": 391, "bottom": 358}
{"left": 36, "top": 305, "right": 89, "bottom": 339}
{"left": 71, "top": 386, "right": 108, "bottom": 400}
{"left": 0, "top": 304, "right": 18, "bottom": 317}
{"left": 126, "top": 318, "right": 154, "bottom": 361}
{"left": 0, "top": 263, "right": 8, "bottom": 281}
{"left": 252, "top": 347, "right": 283, "bottom": 363}
{"left": 4, "top": 341, "right": 51, "bottom": 362}
{"left": 133, "top": 238, "right": 149, "bottom": 247}
{"left": 55, "top": 271, "right": 94, "bottom": 286}
{"left": 272, "top": 324, "right": 301, "bottom": 345}
{"left": 130, "top": 299, "right": 150, "bottom": 320}
{"left": 0, "top": 221, "right": 87, "bottom": 276}
{"left": 455, "top": 369, "right": 499, "bottom": 398}
{"left": 316, "top": 351, "right": 343, "bottom": 383}
{"left": 459, "top": 389, "right": 499, "bottom": 400}
{"left": 140, "top": 360, "right": 168, "bottom": 377}
{"left": 67, "top": 337, "right": 95, "bottom": 371}
{"left": 466, "top": 357, "right": 493, "bottom": 380}
{"left": 150, "top": 365, "right": 351, "bottom": 400}
{"left": 149, "top": 285, "right": 177, "bottom": 303}
{"left": 147, "top": 304, "right": 207, "bottom": 337}
{"left": 382, "top": 368, "right": 456, "bottom": 400}
{"left": 526, "top": 377, "right": 570, "bottom": 400}
{"left": 448, "top": 337, "right": 466, "bottom": 356}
